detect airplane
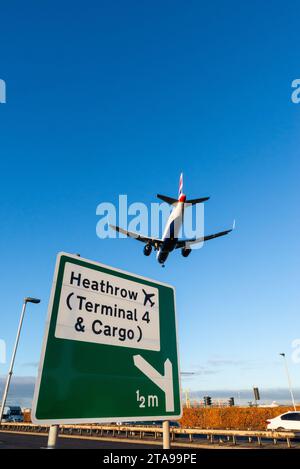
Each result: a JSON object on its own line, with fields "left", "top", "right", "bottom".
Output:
{"left": 110, "top": 173, "right": 234, "bottom": 267}
{"left": 142, "top": 289, "right": 155, "bottom": 307}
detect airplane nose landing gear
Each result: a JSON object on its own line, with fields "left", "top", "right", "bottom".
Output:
{"left": 157, "top": 251, "right": 168, "bottom": 266}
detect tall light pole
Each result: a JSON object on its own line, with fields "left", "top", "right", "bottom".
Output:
{"left": 279, "top": 353, "right": 296, "bottom": 411}
{"left": 0, "top": 297, "right": 40, "bottom": 424}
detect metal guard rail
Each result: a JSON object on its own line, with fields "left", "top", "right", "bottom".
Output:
{"left": 0, "top": 422, "right": 297, "bottom": 448}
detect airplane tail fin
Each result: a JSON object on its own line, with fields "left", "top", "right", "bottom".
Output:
{"left": 156, "top": 174, "right": 184, "bottom": 205}
{"left": 178, "top": 172, "right": 209, "bottom": 204}
{"left": 178, "top": 172, "right": 183, "bottom": 198}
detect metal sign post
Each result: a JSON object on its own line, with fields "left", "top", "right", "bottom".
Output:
{"left": 0, "top": 298, "right": 40, "bottom": 425}
{"left": 47, "top": 425, "right": 58, "bottom": 449}
{"left": 163, "top": 420, "right": 170, "bottom": 449}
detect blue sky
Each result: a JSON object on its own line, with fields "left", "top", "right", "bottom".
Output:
{"left": 1, "top": 1, "right": 300, "bottom": 403}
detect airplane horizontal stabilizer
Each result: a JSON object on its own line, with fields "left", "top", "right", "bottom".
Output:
{"left": 157, "top": 195, "right": 210, "bottom": 205}
{"left": 156, "top": 194, "right": 178, "bottom": 205}
{"left": 185, "top": 197, "right": 210, "bottom": 205}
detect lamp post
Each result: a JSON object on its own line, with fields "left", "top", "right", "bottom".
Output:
{"left": 0, "top": 297, "right": 40, "bottom": 424}
{"left": 279, "top": 352, "right": 296, "bottom": 411}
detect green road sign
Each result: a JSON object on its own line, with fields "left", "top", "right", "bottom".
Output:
{"left": 32, "top": 253, "right": 182, "bottom": 424}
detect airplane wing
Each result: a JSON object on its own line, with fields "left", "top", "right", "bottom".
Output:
{"left": 110, "top": 225, "right": 163, "bottom": 247}
{"left": 175, "top": 222, "right": 235, "bottom": 249}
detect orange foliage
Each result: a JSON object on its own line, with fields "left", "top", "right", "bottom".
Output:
{"left": 180, "top": 406, "right": 300, "bottom": 430}
{"left": 23, "top": 409, "right": 32, "bottom": 423}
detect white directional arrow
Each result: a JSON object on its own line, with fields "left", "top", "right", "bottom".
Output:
{"left": 133, "top": 355, "right": 174, "bottom": 412}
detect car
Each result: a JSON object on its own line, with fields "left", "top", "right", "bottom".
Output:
{"left": 2, "top": 406, "right": 24, "bottom": 423}
{"left": 267, "top": 411, "right": 300, "bottom": 431}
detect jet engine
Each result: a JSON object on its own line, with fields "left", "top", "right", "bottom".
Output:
{"left": 181, "top": 247, "right": 192, "bottom": 258}
{"left": 143, "top": 244, "right": 152, "bottom": 256}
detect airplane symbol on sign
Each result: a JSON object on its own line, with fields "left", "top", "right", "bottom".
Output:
{"left": 142, "top": 289, "right": 155, "bottom": 307}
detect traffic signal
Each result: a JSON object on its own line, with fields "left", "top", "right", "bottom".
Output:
{"left": 203, "top": 396, "right": 212, "bottom": 406}
{"left": 253, "top": 387, "right": 260, "bottom": 401}
{"left": 228, "top": 397, "right": 235, "bottom": 407}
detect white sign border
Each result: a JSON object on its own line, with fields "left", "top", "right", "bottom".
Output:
{"left": 32, "top": 252, "right": 182, "bottom": 424}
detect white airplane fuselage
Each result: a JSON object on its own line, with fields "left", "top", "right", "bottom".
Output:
{"left": 156, "top": 195, "right": 186, "bottom": 265}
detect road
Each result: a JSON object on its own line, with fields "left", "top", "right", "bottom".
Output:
{"left": 0, "top": 431, "right": 159, "bottom": 449}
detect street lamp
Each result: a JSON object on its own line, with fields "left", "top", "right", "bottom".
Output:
{"left": 0, "top": 297, "right": 41, "bottom": 424}
{"left": 279, "top": 352, "right": 296, "bottom": 411}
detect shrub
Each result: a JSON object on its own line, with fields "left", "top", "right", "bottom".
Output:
{"left": 180, "top": 406, "right": 300, "bottom": 430}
